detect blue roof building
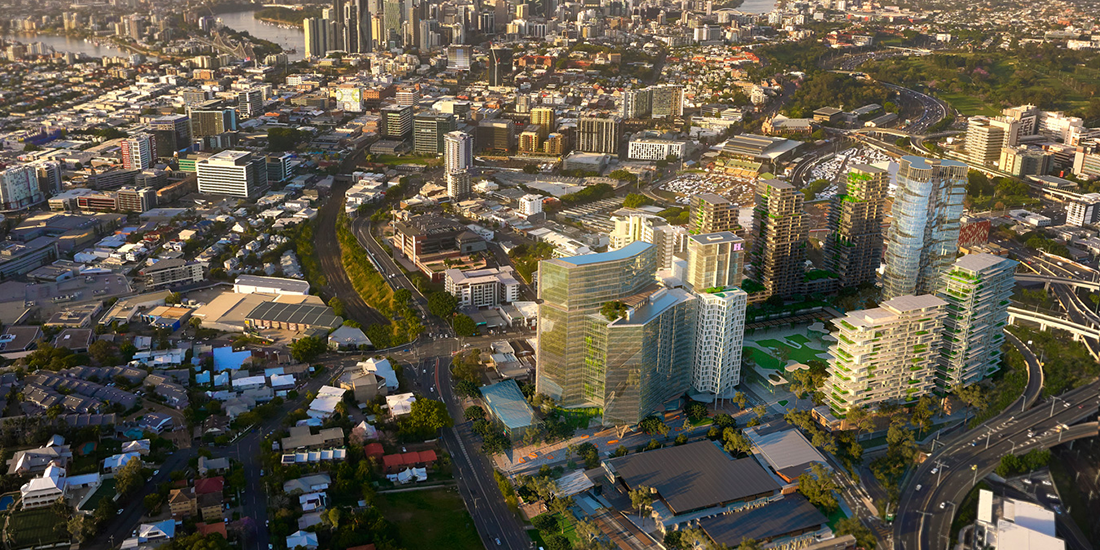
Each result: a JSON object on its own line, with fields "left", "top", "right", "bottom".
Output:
{"left": 480, "top": 379, "right": 540, "bottom": 440}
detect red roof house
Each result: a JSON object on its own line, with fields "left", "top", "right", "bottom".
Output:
{"left": 195, "top": 476, "right": 224, "bottom": 495}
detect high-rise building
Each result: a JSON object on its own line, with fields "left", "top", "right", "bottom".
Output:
{"left": 343, "top": 1, "right": 360, "bottom": 52}
{"left": 608, "top": 211, "right": 687, "bottom": 270}
{"left": 823, "top": 164, "right": 888, "bottom": 289}
{"left": 688, "top": 193, "right": 739, "bottom": 235}
{"left": 267, "top": 153, "right": 293, "bottom": 183}
{"left": 691, "top": 285, "right": 747, "bottom": 400}
{"left": 116, "top": 186, "right": 157, "bottom": 212}
{"left": 965, "top": 117, "right": 1005, "bottom": 167}
{"left": 536, "top": 242, "right": 697, "bottom": 425}
{"left": 196, "top": 150, "right": 269, "bottom": 198}
{"left": 149, "top": 115, "right": 191, "bottom": 157}
{"left": 380, "top": 105, "right": 413, "bottom": 139}
{"left": 0, "top": 165, "right": 44, "bottom": 210}
{"left": 475, "top": 120, "right": 514, "bottom": 152}
{"left": 685, "top": 232, "right": 744, "bottom": 290}
{"left": 750, "top": 179, "right": 807, "bottom": 299}
{"left": 447, "top": 45, "right": 471, "bottom": 70}
{"left": 936, "top": 254, "right": 1016, "bottom": 391}
{"left": 651, "top": 85, "right": 684, "bottom": 118}
{"left": 383, "top": 0, "right": 403, "bottom": 46}
{"left": 824, "top": 294, "right": 947, "bottom": 414}
{"left": 530, "top": 107, "right": 555, "bottom": 134}
{"left": 188, "top": 104, "right": 237, "bottom": 139}
{"left": 621, "top": 88, "right": 651, "bottom": 119}
{"left": 237, "top": 88, "right": 265, "bottom": 119}
{"left": 544, "top": 133, "right": 565, "bottom": 156}
{"left": 998, "top": 146, "right": 1050, "bottom": 177}
{"left": 32, "top": 161, "right": 62, "bottom": 196}
{"left": 444, "top": 130, "right": 473, "bottom": 173}
{"left": 488, "top": 46, "right": 513, "bottom": 87}
{"left": 883, "top": 156, "right": 967, "bottom": 301}
{"left": 413, "top": 112, "right": 456, "bottom": 155}
{"left": 445, "top": 170, "right": 471, "bottom": 200}
{"left": 576, "top": 116, "right": 621, "bottom": 154}
{"left": 1066, "top": 192, "right": 1100, "bottom": 227}
{"left": 121, "top": 134, "right": 156, "bottom": 170}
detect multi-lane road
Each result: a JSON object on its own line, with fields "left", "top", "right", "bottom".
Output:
{"left": 895, "top": 377, "right": 1100, "bottom": 550}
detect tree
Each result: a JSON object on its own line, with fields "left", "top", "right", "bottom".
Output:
{"left": 88, "top": 340, "right": 119, "bottom": 365}
{"left": 628, "top": 486, "right": 653, "bottom": 529}
{"left": 722, "top": 428, "right": 752, "bottom": 455}
{"left": 835, "top": 517, "right": 876, "bottom": 549}
{"left": 289, "top": 336, "right": 327, "bottom": 363}
{"left": 268, "top": 127, "right": 306, "bottom": 152}
{"left": 798, "top": 463, "right": 839, "bottom": 512}
{"left": 427, "top": 291, "right": 458, "bottom": 318}
{"left": 453, "top": 314, "right": 478, "bottom": 337}
{"left": 576, "top": 442, "right": 599, "bottom": 468}
{"left": 639, "top": 415, "right": 670, "bottom": 436}
{"left": 954, "top": 383, "right": 987, "bottom": 421}
{"left": 455, "top": 379, "right": 481, "bottom": 398}
{"left": 733, "top": 391, "right": 747, "bottom": 410}
{"left": 846, "top": 407, "right": 873, "bottom": 435}
{"left": 115, "top": 456, "right": 144, "bottom": 496}
{"left": 144, "top": 493, "right": 163, "bottom": 514}
{"left": 910, "top": 395, "right": 936, "bottom": 436}
{"left": 738, "top": 537, "right": 763, "bottom": 550}
{"left": 600, "top": 301, "right": 628, "bottom": 322}
{"left": 523, "top": 164, "right": 540, "bottom": 174}
{"left": 684, "top": 399, "right": 707, "bottom": 422}
{"left": 464, "top": 405, "right": 486, "bottom": 421}
{"left": 407, "top": 398, "right": 453, "bottom": 434}
{"left": 622, "top": 193, "right": 653, "bottom": 208}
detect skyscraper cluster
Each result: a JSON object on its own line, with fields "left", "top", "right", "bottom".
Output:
{"left": 536, "top": 229, "right": 748, "bottom": 424}
{"left": 821, "top": 155, "right": 1010, "bottom": 418}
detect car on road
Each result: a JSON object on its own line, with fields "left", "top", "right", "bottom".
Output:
{"left": 495, "top": 538, "right": 501, "bottom": 546}
{"left": 1022, "top": 479, "right": 1033, "bottom": 485}
{"left": 930, "top": 467, "right": 938, "bottom": 474}
{"left": 939, "top": 502, "right": 947, "bottom": 509}
{"left": 260, "top": 469, "right": 265, "bottom": 476}
{"left": 1041, "top": 480, "right": 1052, "bottom": 486}
{"left": 915, "top": 484, "right": 922, "bottom": 491}
{"left": 1047, "top": 493, "right": 1059, "bottom": 501}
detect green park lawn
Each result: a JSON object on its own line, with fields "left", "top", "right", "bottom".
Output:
{"left": 377, "top": 489, "right": 482, "bottom": 550}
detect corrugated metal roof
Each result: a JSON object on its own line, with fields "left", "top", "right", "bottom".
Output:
{"left": 607, "top": 440, "right": 780, "bottom": 515}
{"left": 698, "top": 494, "right": 827, "bottom": 546}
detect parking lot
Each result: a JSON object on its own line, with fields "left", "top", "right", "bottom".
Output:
{"left": 804, "top": 146, "right": 892, "bottom": 200}
{"left": 659, "top": 173, "right": 757, "bottom": 205}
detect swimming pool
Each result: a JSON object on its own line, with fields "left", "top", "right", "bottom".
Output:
{"left": 81, "top": 442, "right": 96, "bottom": 455}
{"left": 0, "top": 495, "right": 14, "bottom": 510}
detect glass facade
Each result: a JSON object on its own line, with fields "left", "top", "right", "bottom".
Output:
{"left": 536, "top": 242, "right": 659, "bottom": 409}
{"left": 883, "top": 156, "right": 967, "bottom": 300}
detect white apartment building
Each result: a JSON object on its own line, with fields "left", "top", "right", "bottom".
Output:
{"left": 937, "top": 254, "right": 1016, "bottom": 390}
{"left": 825, "top": 294, "right": 947, "bottom": 414}
{"left": 444, "top": 130, "right": 473, "bottom": 174}
{"left": 444, "top": 266, "right": 521, "bottom": 307}
{"left": 608, "top": 211, "right": 686, "bottom": 270}
{"left": 627, "top": 138, "right": 689, "bottom": 161}
{"left": 1066, "top": 192, "right": 1100, "bottom": 226}
{"left": 518, "top": 194, "right": 543, "bottom": 216}
{"left": 692, "top": 287, "right": 747, "bottom": 398}
{"left": 0, "top": 164, "right": 44, "bottom": 211}
{"left": 196, "top": 150, "right": 269, "bottom": 198}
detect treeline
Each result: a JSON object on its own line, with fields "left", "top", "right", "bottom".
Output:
{"left": 253, "top": 6, "right": 323, "bottom": 25}
{"left": 784, "top": 73, "right": 893, "bottom": 118}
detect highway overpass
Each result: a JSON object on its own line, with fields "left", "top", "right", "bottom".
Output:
{"left": 1015, "top": 273, "right": 1100, "bottom": 292}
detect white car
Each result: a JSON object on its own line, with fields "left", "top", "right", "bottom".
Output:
{"left": 930, "top": 467, "right": 939, "bottom": 474}
{"left": 939, "top": 502, "right": 947, "bottom": 510}
{"left": 915, "top": 484, "right": 922, "bottom": 492}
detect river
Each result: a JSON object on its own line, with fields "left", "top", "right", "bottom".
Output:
{"left": 216, "top": 9, "right": 305, "bottom": 62}
{"left": 2, "top": 9, "right": 304, "bottom": 61}
{"left": 738, "top": 0, "right": 779, "bottom": 14}
{"left": 0, "top": 32, "right": 124, "bottom": 59}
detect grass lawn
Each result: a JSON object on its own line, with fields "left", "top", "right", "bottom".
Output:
{"left": 938, "top": 92, "right": 999, "bottom": 116}
{"left": 79, "top": 479, "right": 116, "bottom": 512}
{"left": 530, "top": 512, "right": 580, "bottom": 545}
{"left": 7, "top": 508, "right": 68, "bottom": 547}
{"left": 823, "top": 507, "right": 846, "bottom": 531}
{"left": 753, "top": 338, "right": 830, "bottom": 366}
{"left": 744, "top": 347, "right": 782, "bottom": 370}
{"left": 377, "top": 489, "right": 482, "bottom": 550}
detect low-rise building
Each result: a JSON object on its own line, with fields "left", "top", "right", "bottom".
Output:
{"left": 444, "top": 266, "right": 521, "bottom": 307}
{"left": 140, "top": 258, "right": 205, "bottom": 288}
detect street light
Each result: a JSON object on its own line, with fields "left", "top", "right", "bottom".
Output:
{"left": 971, "top": 464, "right": 979, "bottom": 486}
{"left": 1050, "top": 395, "right": 1067, "bottom": 418}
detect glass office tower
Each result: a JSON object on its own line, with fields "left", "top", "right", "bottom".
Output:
{"left": 882, "top": 156, "right": 967, "bottom": 300}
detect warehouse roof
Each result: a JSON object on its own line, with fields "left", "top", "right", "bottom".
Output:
{"left": 698, "top": 494, "right": 827, "bottom": 547}
{"left": 606, "top": 440, "right": 780, "bottom": 515}
{"left": 245, "top": 301, "right": 341, "bottom": 329}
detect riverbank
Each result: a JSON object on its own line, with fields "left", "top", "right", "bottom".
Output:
{"left": 253, "top": 6, "right": 322, "bottom": 26}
